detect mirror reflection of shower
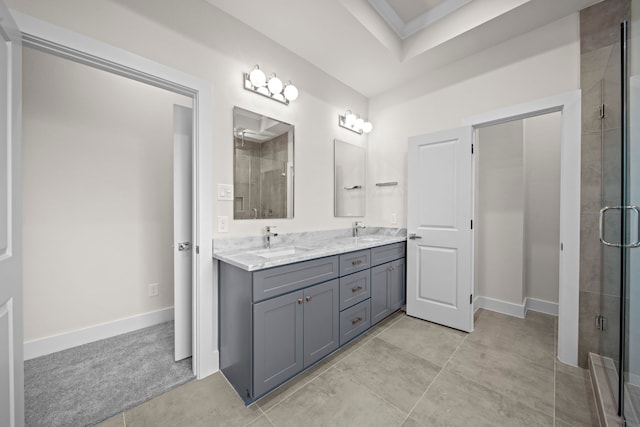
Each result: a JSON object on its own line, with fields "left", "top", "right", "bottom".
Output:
{"left": 232, "top": 107, "right": 294, "bottom": 220}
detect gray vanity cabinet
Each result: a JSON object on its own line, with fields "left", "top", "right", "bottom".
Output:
{"left": 370, "top": 243, "right": 406, "bottom": 325}
{"left": 253, "top": 278, "right": 339, "bottom": 398}
{"left": 253, "top": 289, "right": 304, "bottom": 398}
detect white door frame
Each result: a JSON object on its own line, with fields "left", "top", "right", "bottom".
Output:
{"left": 13, "top": 11, "right": 217, "bottom": 379}
{"left": 463, "top": 90, "right": 581, "bottom": 366}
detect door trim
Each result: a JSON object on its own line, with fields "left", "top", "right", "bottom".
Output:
{"left": 463, "top": 90, "right": 581, "bottom": 366}
{"left": 13, "top": 11, "right": 217, "bottom": 379}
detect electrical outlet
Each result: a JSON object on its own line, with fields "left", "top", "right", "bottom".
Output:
{"left": 148, "top": 283, "right": 159, "bottom": 297}
{"left": 217, "top": 216, "right": 229, "bottom": 233}
{"left": 391, "top": 213, "right": 397, "bottom": 224}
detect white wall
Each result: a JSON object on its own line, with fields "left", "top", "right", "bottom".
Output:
{"left": 523, "top": 112, "right": 562, "bottom": 304}
{"left": 22, "top": 48, "right": 192, "bottom": 341}
{"left": 476, "top": 121, "right": 525, "bottom": 305}
{"left": 7, "top": 0, "right": 371, "bottom": 239}
{"left": 367, "top": 13, "right": 580, "bottom": 227}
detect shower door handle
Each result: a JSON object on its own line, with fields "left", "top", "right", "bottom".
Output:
{"left": 599, "top": 205, "right": 640, "bottom": 248}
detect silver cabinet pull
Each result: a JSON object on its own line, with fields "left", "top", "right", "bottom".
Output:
{"left": 298, "top": 298, "right": 304, "bottom": 304}
{"left": 306, "top": 296, "right": 312, "bottom": 302}
{"left": 408, "top": 233, "right": 422, "bottom": 240}
{"left": 178, "top": 242, "right": 191, "bottom": 251}
{"left": 352, "top": 317, "right": 363, "bottom": 325}
{"left": 352, "top": 260, "right": 363, "bottom": 266}
{"left": 352, "top": 285, "right": 363, "bottom": 292}
{"left": 599, "top": 205, "right": 640, "bottom": 248}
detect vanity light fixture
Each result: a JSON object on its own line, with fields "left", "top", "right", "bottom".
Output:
{"left": 339, "top": 110, "right": 373, "bottom": 135}
{"left": 244, "top": 65, "right": 299, "bottom": 105}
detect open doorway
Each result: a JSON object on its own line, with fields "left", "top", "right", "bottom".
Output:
{"left": 21, "top": 46, "right": 195, "bottom": 424}
{"left": 474, "top": 112, "right": 562, "bottom": 317}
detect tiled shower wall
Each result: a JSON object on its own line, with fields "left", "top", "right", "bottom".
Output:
{"left": 578, "top": 0, "right": 630, "bottom": 368}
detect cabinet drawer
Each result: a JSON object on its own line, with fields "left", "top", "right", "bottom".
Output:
{"left": 371, "top": 242, "right": 406, "bottom": 266}
{"left": 339, "top": 270, "right": 370, "bottom": 310}
{"left": 339, "top": 249, "right": 371, "bottom": 276}
{"left": 253, "top": 256, "right": 339, "bottom": 302}
{"left": 339, "top": 299, "right": 371, "bottom": 346}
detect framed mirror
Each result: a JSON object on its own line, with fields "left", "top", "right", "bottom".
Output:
{"left": 334, "top": 139, "right": 365, "bottom": 217}
{"left": 233, "top": 107, "right": 294, "bottom": 219}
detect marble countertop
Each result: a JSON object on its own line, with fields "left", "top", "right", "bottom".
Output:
{"left": 213, "top": 228, "right": 406, "bottom": 271}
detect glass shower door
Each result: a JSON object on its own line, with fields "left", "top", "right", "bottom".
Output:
{"left": 625, "top": 2, "right": 640, "bottom": 422}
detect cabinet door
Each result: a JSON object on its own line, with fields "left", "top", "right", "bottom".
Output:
{"left": 371, "top": 263, "right": 391, "bottom": 325}
{"left": 389, "top": 258, "right": 406, "bottom": 311}
{"left": 303, "top": 279, "right": 339, "bottom": 367}
{"left": 253, "top": 290, "right": 304, "bottom": 398}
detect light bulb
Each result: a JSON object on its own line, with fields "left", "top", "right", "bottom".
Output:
{"left": 354, "top": 117, "right": 364, "bottom": 130}
{"left": 345, "top": 111, "right": 356, "bottom": 126}
{"left": 257, "top": 86, "right": 269, "bottom": 96}
{"left": 272, "top": 93, "right": 285, "bottom": 102}
{"left": 267, "top": 75, "right": 283, "bottom": 94}
{"left": 249, "top": 66, "right": 266, "bottom": 87}
{"left": 362, "top": 121, "right": 373, "bottom": 133}
{"left": 283, "top": 84, "right": 299, "bottom": 101}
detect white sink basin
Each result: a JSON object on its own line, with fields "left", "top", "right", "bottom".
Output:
{"left": 355, "top": 236, "right": 386, "bottom": 243}
{"left": 249, "top": 246, "right": 312, "bottom": 260}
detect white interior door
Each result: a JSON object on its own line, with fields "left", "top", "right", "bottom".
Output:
{"left": 173, "top": 105, "right": 193, "bottom": 362}
{"left": 0, "top": 2, "right": 23, "bottom": 426}
{"left": 407, "top": 126, "right": 473, "bottom": 332}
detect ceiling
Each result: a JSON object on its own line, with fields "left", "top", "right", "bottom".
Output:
{"left": 205, "top": 0, "right": 601, "bottom": 98}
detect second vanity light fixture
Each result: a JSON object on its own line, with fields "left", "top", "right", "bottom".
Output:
{"left": 244, "top": 65, "right": 299, "bottom": 105}
{"left": 339, "top": 110, "right": 373, "bottom": 135}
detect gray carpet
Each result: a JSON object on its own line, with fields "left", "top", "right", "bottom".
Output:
{"left": 25, "top": 321, "right": 195, "bottom": 426}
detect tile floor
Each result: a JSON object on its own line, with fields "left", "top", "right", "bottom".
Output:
{"left": 98, "top": 309, "right": 600, "bottom": 427}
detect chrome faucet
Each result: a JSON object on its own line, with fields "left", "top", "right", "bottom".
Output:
{"left": 353, "top": 221, "right": 366, "bottom": 237}
{"left": 265, "top": 226, "right": 278, "bottom": 249}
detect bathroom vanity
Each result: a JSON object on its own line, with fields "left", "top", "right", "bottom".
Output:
{"left": 215, "top": 233, "right": 405, "bottom": 404}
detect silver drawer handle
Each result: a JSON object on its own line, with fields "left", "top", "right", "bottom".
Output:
{"left": 352, "top": 260, "right": 363, "bottom": 266}
{"left": 352, "top": 317, "right": 363, "bottom": 325}
{"left": 297, "top": 298, "right": 303, "bottom": 304}
{"left": 352, "top": 285, "right": 363, "bottom": 292}
{"left": 599, "top": 205, "right": 640, "bottom": 248}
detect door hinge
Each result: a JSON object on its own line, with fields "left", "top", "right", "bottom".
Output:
{"left": 471, "top": 144, "right": 474, "bottom": 154}
{"left": 196, "top": 245, "right": 200, "bottom": 254}
{"left": 470, "top": 294, "right": 473, "bottom": 304}
{"left": 470, "top": 220, "right": 473, "bottom": 229}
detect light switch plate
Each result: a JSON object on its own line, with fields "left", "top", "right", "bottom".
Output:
{"left": 217, "top": 184, "right": 233, "bottom": 201}
{"left": 217, "top": 216, "right": 229, "bottom": 233}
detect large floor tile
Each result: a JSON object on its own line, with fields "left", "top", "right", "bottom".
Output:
{"left": 408, "top": 370, "right": 553, "bottom": 426}
{"left": 96, "top": 414, "right": 124, "bottom": 427}
{"left": 124, "top": 373, "right": 261, "bottom": 427}
{"left": 266, "top": 367, "right": 405, "bottom": 427}
{"left": 336, "top": 337, "right": 440, "bottom": 412}
{"left": 247, "top": 415, "right": 275, "bottom": 427}
{"left": 470, "top": 309, "right": 556, "bottom": 368}
{"left": 376, "top": 315, "right": 466, "bottom": 367}
{"left": 447, "top": 340, "right": 555, "bottom": 416}
{"left": 555, "top": 370, "right": 600, "bottom": 427}
{"left": 256, "top": 356, "right": 332, "bottom": 412}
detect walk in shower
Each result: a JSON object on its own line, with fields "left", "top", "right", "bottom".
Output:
{"left": 595, "top": 0, "right": 640, "bottom": 423}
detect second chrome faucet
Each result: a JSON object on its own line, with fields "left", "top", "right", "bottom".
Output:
{"left": 353, "top": 221, "right": 366, "bottom": 237}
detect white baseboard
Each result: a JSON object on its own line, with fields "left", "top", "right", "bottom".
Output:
{"left": 525, "top": 297, "right": 559, "bottom": 316}
{"left": 24, "top": 307, "right": 174, "bottom": 360}
{"left": 474, "top": 296, "right": 558, "bottom": 319}
{"left": 474, "top": 296, "right": 526, "bottom": 318}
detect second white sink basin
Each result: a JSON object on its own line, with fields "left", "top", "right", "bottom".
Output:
{"left": 249, "top": 246, "right": 312, "bottom": 260}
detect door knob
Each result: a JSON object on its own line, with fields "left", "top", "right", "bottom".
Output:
{"left": 178, "top": 242, "right": 192, "bottom": 251}
{"left": 408, "top": 233, "right": 422, "bottom": 240}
